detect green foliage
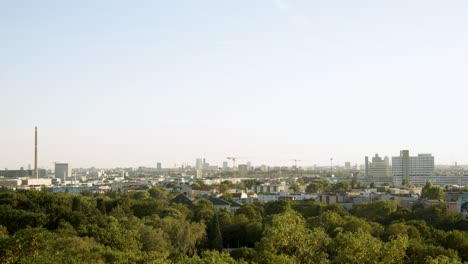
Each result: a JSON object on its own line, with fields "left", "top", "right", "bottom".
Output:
{"left": 257, "top": 211, "right": 331, "bottom": 264}
{"left": 0, "top": 187, "right": 467, "bottom": 263}
{"left": 243, "top": 179, "right": 263, "bottom": 189}
{"left": 221, "top": 192, "right": 234, "bottom": 201}
{"left": 305, "top": 180, "right": 330, "bottom": 193}
{"left": 349, "top": 200, "right": 398, "bottom": 224}
{"left": 332, "top": 229, "right": 409, "bottom": 264}
{"left": 330, "top": 181, "right": 350, "bottom": 192}
{"left": 443, "top": 230, "right": 468, "bottom": 261}
{"left": 297, "top": 178, "right": 305, "bottom": 185}
{"left": 406, "top": 239, "right": 462, "bottom": 263}
{"left": 422, "top": 182, "right": 445, "bottom": 200}
{"left": 236, "top": 203, "right": 263, "bottom": 222}
{"left": 192, "top": 199, "right": 216, "bottom": 223}
{"left": 264, "top": 200, "right": 291, "bottom": 216}
{"left": 230, "top": 247, "right": 257, "bottom": 262}
{"left": 289, "top": 183, "right": 301, "bottom": 193}
{"left": 176, "top": 250, "right": 247, "bottom": 264}
{"left": 149, "top": 186, "right": 169, "bottom": 199}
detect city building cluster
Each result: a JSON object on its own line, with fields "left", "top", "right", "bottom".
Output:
{"left": 1, "top": 128, "right": 468, "bottom": 217}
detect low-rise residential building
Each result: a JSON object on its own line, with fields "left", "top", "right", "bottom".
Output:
{"left": 251, "top": 183, "right": 287, "bottom": 194}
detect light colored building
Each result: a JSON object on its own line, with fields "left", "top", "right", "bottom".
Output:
{"left": 55, "top": 163, "right": 71, "bottom": 181}
{"left": 196, "top": 158, "right": 203, "bottom": 170}
{"left": 238, "top": 164, "right": 248, "bottom": 178}
{"left": 345, "top": 162, "right": 351, "bottom": 171}
{"left": 222, "top": 162, "right": 229, "bottom": 171}
{"left": 0, "top": 178, "right": 21, "bottom": 188}
{"left": 251, "top": 183, "right": 286, "bottom": 194}
{"left": 392, "top": 150, "right": 434, "bottom": 183}
{"left": 22, "top": 178, "right": 52, "bottom": 187}
{"left": 365, "top": 154, "right": 392, "bottom": 183}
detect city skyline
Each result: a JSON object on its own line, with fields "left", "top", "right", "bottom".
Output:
{"left": 0, "top": 127, "right": 461, "bottom": 170}
{"left": 2, "top": 1, "right": 468, "bottom": 168}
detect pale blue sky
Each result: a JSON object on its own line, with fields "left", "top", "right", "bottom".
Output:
{"left": 1, "top": 0, "right": 468, "bottom": 169}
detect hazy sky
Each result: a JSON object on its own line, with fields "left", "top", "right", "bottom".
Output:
{"left": 1, "top": 0, "right": 468, "bottom": 169}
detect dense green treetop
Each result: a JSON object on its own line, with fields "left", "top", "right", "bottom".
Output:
{"left": 0, "top": 187, "right": 467, "bottom": 263}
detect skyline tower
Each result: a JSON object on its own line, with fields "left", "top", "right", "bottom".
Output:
{"left": 34, "top": 126, "right": 38, "bottom": 179}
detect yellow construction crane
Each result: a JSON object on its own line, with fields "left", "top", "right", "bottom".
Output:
{"left": 226, "top": 156, "right": 239, "bottom": 169}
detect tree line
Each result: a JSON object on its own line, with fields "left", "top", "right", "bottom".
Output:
{"left": 0, "top": 185, "right": 467, "bottom": 263}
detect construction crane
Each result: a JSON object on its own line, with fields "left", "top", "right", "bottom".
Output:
{"left": 291, "top": 159, "right": 301, "bottom": 168}
{"left": 226, "top": 156, "right": 239, "bottom": 169}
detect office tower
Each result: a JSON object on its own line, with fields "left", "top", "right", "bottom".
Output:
{"left": 238, "top": 164, "right": 248, "bottom": 178}
{"left": 157, "top": 162, "right": 162, "bottom": 171}
{"left": 400, "top": 150, "right": 410, "bottom": 181}
{"left": 366, "top": 154, "right": 391, "bottom": 178}
{"left": 392, "top": 150, "right": 434, "bottom": 182}
{"left": 55, "top": 163, "right": 71, "bottom": 182}
{"left": 196, "top": 158, "right": 203, "bottom": 170}
{"left": 222, "top": 161, "right": 229, "bottom": 171}
{"left": 365, "top": 156, "right": 369, "bottom": 177}
{"left": 345, "top": 162, "right": 351, "bottom": 171}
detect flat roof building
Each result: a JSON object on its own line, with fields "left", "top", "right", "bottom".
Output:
{"left": 392, "top": 150, "right": 434, "bottom": 184}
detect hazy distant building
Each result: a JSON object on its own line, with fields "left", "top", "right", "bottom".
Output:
{"left": 0, "top": 169, "right": 46, "bottom": 178}
{"left": 365, "top": 157, "right": 370, "bottom": 177}
{"left": 238, "top": 164, "right": 248, "bottom": 177}
{"left": 345, "top": 162, "right": 351, "bottom": 171}
{"left": 157, "top": 163, "right": 162, "bottom": 171}
{"left": 363, "top": 154, "right": 393, "bottom": 185}
{"left": 366, "top": 154, "right": 391, "bottom": 178}
{"left": 195, "top": 169, "right": 203, "bottom": 179}
{"left": 392, "top": 150, "right": 434, "bottom": 183}
{"left": 196, "top": 158, "right": 203, "bottom": 170}
{"left": 55, "top": 163, "right": 71, "bottom": 181}
{"left": 222, "top": 162, "right": 229, "bottom": 171}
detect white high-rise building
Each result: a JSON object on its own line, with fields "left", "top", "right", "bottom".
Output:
{"left": 222, "top": 162, "right": 229, "bottom": 171}
{"left": 365, "top": 154, "right": 391, "bottom": 178}
{"left": 196, "top": 158, "right": 203, "bottom": 170}
{"left": 365, "top": 154, "right": 393, "bottom": 184}
{"left": 238, "top": 164, "right": 248, "bottom": 178}
{"left": 392, "top": 150, "right": 434, "bottom": 183}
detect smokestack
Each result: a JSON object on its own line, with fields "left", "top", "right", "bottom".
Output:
{"left": 35, "top": 126, "right": 38, "bottom": 178}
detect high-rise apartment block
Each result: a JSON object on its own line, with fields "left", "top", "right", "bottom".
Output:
{"left": 365, "top": 154, "right": 392, "bottom": 183}
{"left": 392, "top": 150, "right": 434, "bottom": 182}
{"left": 345, "top": 162, "right": 351, "bottom": 171}
{"left": 238, "top": 164, "right": 248, "bottom": 178}
{"left": 196, "top": 158, "right": 203, "bottom": 170}
{"left": 222, "top": 162, "right": 229, "bottom": 171}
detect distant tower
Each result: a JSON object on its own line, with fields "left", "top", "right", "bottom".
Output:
{"left": 365, "top": 156, "right": 369, "bottom": 177}
{"left": 34, "top": 126, "right": 38, "bottom": 178}
{"left": 401, "top": 150, "right": 410, "bottom": 182}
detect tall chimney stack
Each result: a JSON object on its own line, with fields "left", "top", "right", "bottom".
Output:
{"left": 35, "top": 126, "right": 38, "bottom": 178}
